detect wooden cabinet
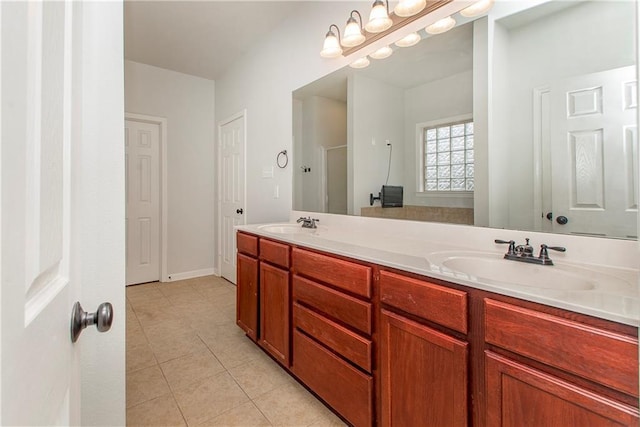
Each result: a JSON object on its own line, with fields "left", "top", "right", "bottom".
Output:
{"left": 259, "top": 262, "right": 290, "bottom": 366}
{"left": 236, "top": 231, "right": 639, "bottom": 427}
{"left": 258, "top": 238, "right": 291, "bottom": 367}
{"left": 236, "top": 244, "right": 259, "bottom": 341}
{"left": 484, "top": 299, "right": 639, "bottom": 426}
{"left": 380, "top": 309, "right": 468, "bottom": 427}
{"left": 486, "top": 351, "right": 638, "bottom": 426}
{"left": 379, "top": 272, "right": 469, "bottom": 427}
{"left": 292, "top": 247, "right": 374, "bottom": 426}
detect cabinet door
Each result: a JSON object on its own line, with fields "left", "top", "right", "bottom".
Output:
{"left": 380, "top": 309, "right": 468, "bottom": 427}
{"left": 486, "top": 351, "right": 639, "bottom": 427}
{"left": 236, "top": 253, "right": 259, "bottom": 341}
{"left": 259, "top": 262, "right": 290, "bottom": 366}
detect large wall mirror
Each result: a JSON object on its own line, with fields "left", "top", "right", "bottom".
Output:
{"left": 292, "top": 0, "right": 637, "bottom": 240}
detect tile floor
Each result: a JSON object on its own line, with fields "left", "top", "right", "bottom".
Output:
{"left": 126, "top": 275, "right": 346, "bottom": 427}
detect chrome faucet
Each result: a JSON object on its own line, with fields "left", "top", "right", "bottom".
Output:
{"left": 297, "top": 216, "right": 320, "bottom": 229}
{"left": 495, "top": 238, "right": 566, "bottom": 266}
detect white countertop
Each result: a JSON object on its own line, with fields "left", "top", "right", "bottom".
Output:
{"left": 237, "top": 217, "right": 640, "bottom": 327}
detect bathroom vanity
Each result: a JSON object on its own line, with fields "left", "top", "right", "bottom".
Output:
{"left": 235, "top": 220, "right": 639, "bottom": 427}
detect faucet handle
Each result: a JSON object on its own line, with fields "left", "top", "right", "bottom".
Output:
{"left": 539, "top": 244, "right": 566, "bottom": 260}
{"left": 495, "top": 239, "right": 516, "bottom": 255}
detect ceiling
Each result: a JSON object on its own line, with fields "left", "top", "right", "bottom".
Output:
{"left": 124, "top": 1, "right": 303, "bottom": 80}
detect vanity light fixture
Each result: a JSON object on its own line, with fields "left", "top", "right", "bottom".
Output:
{"left": 342, "top": 10, "right": 366, "bottom": 47}
{"left": 395, "top": 31, "right": 421, "bottom": 47}
{"left": 350, "top": 56, "right": 371, "bottom": 69}
{"left": 365, "top": 0, "right": 393, "bottom": 33}
{"left": 425, "top": 15, "right": 456, "bottom": 34}
{"left": 459, "top": 0, "right": 494, "bottom": 17}
{"left": 370, "top": 45, "right": 393, "bottom": 59}
{"left": 394, "top": 0, "right": 427, "bottom": 17}
{"left": 320, "top": 24, "right": 343, "bottom": 58}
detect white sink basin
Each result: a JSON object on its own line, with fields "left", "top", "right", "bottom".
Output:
{"left": 427, "top": 251, "right": 633, "bottom": 292}
{"left": 257, "top": 223, "right": 320, "bottom": 234}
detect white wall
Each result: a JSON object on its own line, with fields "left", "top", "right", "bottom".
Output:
{"left": 300, "top": 96, "right": 347, "bottom": 212}
{"left": 350, "top": 74, "right": 405, "bottom": 214}
{"left": 403, "top": 70, "right": 474, "bottom": 208}
{"left": 124, "top": 60, "right": 216, "bottom": 278}
{"left": 214, "top": 1, "right": 366, "bottom": 225}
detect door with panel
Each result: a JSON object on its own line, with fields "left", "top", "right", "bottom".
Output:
{"left": 549, "top": 66, "right": 637, "bottom": 238}
{"left": 1, "top": 1, "right": 125, "bottom": 425}
{"left": 219, "top": 112, "right": 245, "bottom": 284}
{"left": 125, "top": 118, "right": 160, "bottom": 285}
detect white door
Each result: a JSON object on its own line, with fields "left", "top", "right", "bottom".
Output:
{"left": 1, "top": 2, "right": 125, "bottom": 425}
{"left": 219, "top": 112, "right": 246, "bottom": 284}
{"left": 550, "top": 66, "right": 637, "bottom": 238}
{"left": 125, "top": 118, "right": 160, "bottom": 285}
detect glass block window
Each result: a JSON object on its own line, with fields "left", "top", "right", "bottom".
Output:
{"left": 424, "top": 120, "right": 474, "bottom": 192}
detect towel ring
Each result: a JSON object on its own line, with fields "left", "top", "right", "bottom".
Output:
{"left": 277, "top": 150, "right": 288, "bottom": 169}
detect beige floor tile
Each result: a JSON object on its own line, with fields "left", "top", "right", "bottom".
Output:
{"left": 126, "top": 283, "right": 165, "bottom": 305}
{"left": 196, "top": 401, "right": 271, "bottom": 427}
{"left": 126, "top": 394, "right": 186, "bottom": 427}
{"left": 207, "top": 336, "right": 265, "bottom": 370}
{"left": 126, "top": 365, "right": 171, "bottom": 408}
{"left": 126, "top": 339, "right": 157, "bottom": 372}
{"left": 173, "top": 371, "right": 250, "bottom": 426}
{"left": 143, "top": 317, "right": 195, "bottom": 343}
{"left": 149, "top": 333, "right": 210, "bottom": 363}
{"left": 228, "top": 351, "right": 294, "bottom": 399}
{"left": 157, "top": 281, "right": 197, "bottom": 297}
{"left": 253, "top": 382, "right": 330, "bottom": 427}
{"left": 160, "top": 349, "right": 226, "bottom": 392}
{"left": 133, "top": 297, "right": 183, "bottom": 327}
{"left": 198, "top": 324, "right": 248, "bottom": 353}
{"left": 166, "top": 289, "right": 209, "bottom": 306}
{"left": 198, "top": 285, "right": 236, "bottom": 303}
{"left": 307, "top": 408, "right": 348, "bottom": 426}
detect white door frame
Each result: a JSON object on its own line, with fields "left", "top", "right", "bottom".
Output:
{"left": 217, "top": 110, "right": 247, "bottom": 277}
{"left": 124, "top": 112, "right": 169, "bottom": 282}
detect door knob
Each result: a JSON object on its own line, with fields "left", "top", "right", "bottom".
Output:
{"left": 545, "top": 212, "right": 553, "bottom": 221}
{"left": 71, "top": 302, "right": 114, "bottom": 343}
{"left": 236, "top": 208, "right": 243, "bottom": 214}
{"left": 556, "top": 215, "right": 569, "bottom": 225}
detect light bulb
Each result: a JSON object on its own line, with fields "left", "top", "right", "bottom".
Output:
{"left": 395, "top": 32, "right": 421, "bottom": 48}
{"left": 350, "top": 57, "right": 371, "bottom": 69}
{"left": 320, "top": 29, "right": 342, "bottom": 58}
{"left": 394, "top": 0, "right": 426, "bottom": 17}
{"left": 365, "top": 0, "right": 392, "bottom": 33}
{"left": 370, "top": 46, "right": 393, "bottom": 59}
{"left": 342, "top": 16, "right": 365, "bottom": 47}
{"left": 460, "top": 0, "right": 494, "bottom": 17}
{"left": 425, "top": 16, "right": 456, "bottom": 35}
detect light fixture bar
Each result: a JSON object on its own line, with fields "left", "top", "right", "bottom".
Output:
{"left": 342, "top": 0, "right": 452, "bottom": 57}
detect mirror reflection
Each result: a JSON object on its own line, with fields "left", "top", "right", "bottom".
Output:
{"left": 293, "top": 0, "right": 637, "bottom": 239}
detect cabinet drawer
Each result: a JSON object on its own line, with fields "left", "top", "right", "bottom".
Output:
{"left": 293, "top": 330, "right": 373, "bottom": 427}
{"left": 380, "top": 270, "right": 468, "bottom": 334}
{"left": 292, "top": 248, "right": 372, "bottom": 298}
{"left": 293, "top": 302, "right": 372, "bottom": 372}
{"left": 485, "top": 299, "right": 639, "bottom": 397}
{"left": 293, "top": 275, "right": 372, "bottom": 335}
{"left": 259, "top": 238, "right": 290, "bottom": 269}
{"left": 237, "top": 232, "right": 258, "bottom": 257}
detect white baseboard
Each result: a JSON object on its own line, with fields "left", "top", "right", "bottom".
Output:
{"left": 163, "top": 268, "right": 217, "bottom": 282}
{"left": 212, "top": 267, "right": 220, "bottom": 276}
